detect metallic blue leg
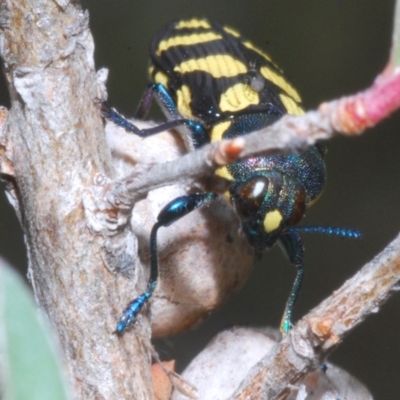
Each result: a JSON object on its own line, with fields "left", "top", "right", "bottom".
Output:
{"left": 279, "top": 229, "right": 304, "bottom": 334}
{"left": 101, "top": 83, "right": 208, "bottom": 147}
{"left": 134, "top": 85, "right": 154, "bottom": 119}
{"left": 115, "top": 192, "right": 217, "bottom": 335}
{"left": 278, "top": 225, "right": 361, "bottom": 334}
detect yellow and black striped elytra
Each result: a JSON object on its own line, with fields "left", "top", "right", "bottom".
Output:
{"left": 101, "top": 18, "right": 361, "bottom": 336}
{"left": 148, "top": 19, "right": 303, "bottom": 127}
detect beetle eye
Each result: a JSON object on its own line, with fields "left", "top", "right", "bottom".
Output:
{"left": 287, "top": 185, "right": 307, "bottom": 226}
{"left": 231, "top": 176, "right": 270, "bottom": 221}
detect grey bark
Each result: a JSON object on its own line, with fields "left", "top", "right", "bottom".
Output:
{"left": 0, "top": 1, "right": 153, "bottom": 399}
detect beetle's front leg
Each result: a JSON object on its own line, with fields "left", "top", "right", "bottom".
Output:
{"left": 115, "top": 192, "right": 217, "bottom": 335}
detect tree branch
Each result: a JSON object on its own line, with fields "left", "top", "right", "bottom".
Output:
{"left": 230, "top": 232, "right": 400, "bottom": 399}
{"left": 0, "top": 1, "right": 153, "bottom": 399}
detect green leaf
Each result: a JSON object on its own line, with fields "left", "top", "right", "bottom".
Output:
{"left": 0, "top": 260, "right": 70, "bottom": 400}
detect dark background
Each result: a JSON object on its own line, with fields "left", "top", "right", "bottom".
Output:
{"left": 1, "top": 1, "right": 399, "bottom": 398}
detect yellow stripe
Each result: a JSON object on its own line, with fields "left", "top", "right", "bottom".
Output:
{"left": 148, "top": 65, "right": 154, "bottom": 76}
{"left": 279, "top": 94, "right": 304, "bottom": 116}
{"left": 210, "top": 121, "right": 232, "bottom": 142}
{"left": 153, "top": 71, "right": 169, "bottom": 88}
{"left": 157, "top": 32, "right": 222, "bottom": 55}
{"left": 174, "top": 54, "right": 247, "bottom": 78}
{"left": 222, "top": 190, "right": 232, "bottom": 204}
{"left": 219, "top": 83, "right": 259, "bottom": 112}
{"left": 223, "top": 26, "right": 240, "bottom": 37}
{"left": 216, "top": 166, "right": 234, "bottom": 182}
{"left": 260, "top": 66, "right": 301, "bottom": 102}
{"left": 176, "top": 19, "right": 211, "bottom": 29}
{"left": 242, "top": 41, "right": 274, "bottom": 64}
{"left": 176, "top": 85, "right": 193, "bottom": 119}
{"left": 212, "top": 121, "right": 235, "bottom": 183}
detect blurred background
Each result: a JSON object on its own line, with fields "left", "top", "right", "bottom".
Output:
{"left": 1, "top": 0, "right": 399, "bottom": 398}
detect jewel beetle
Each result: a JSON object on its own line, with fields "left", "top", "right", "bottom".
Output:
{"left": 101, "top": 18, "right": 360, "bottom": 335}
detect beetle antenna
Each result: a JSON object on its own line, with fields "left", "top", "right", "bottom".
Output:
{"left": 295, "top": 226, "right": 362, "bottom": 239}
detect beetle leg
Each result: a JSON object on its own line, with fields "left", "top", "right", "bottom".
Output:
{"left": 115, "top": 192, "right": 217, "bottom": 335}
{"left": 278, "top": 229, "right": 304, "bottom": 335}
{"left": 100, "top": 83, "right": 209, "bottom": 147}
